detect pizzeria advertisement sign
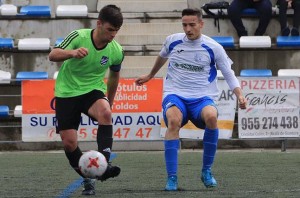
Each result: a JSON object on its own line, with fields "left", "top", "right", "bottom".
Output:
{"left": 238, "top": 77, "right": 300, "bottom": 138}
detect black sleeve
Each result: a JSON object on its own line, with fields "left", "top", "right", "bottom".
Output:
{"left": 109, "top": 64, "right": 121, "bottom": 72}
{"left": 110, "top": 50, "right": 124, "bottom": 72}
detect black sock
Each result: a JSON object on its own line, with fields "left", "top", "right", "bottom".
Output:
{"left": 97, "top": 125, "right": 113, "bottom": 162}
{"left": 65, "top": 146, "right": 85, "bottom": 177}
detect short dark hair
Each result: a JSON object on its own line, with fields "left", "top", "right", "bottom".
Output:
{"left": 98, "top": 4, "right": 123, "bottom": 28}
{"left": 182, "top": 8, "right": 202, "bottom": 20}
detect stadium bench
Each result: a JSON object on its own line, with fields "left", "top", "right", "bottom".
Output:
{"left": 0, "top": 70, "right": 12, "bottom": 84}
{"left": 239, "top": 36, "right": 271, "bottom": 48}
{"left": 16, "top": 71, "right": 49, "bottom": 81}
{"left": 277, "top": 69, "right": 300, "bottom": 77}
{"left": 276, "top": 36, "right": 300, "bottom": 47}
{"left": 18, "top": 38, "right": 50, "bottom": 50}
{"left": 211, "top": 36, "right": 234, "bottom": 48}
{"left": 0, "top": 38, "right": 14, "bottom": 49}
{"left": 56, "top": 5, "right": 88, "bottom": 17}
{"left": 0, "top": 105, "right": 9, "bottom": 117}
{"left": 0, "top": 4, "right": 17, "bottom": 16}
{"left": 240, "top": 69, "right": 272, "bottom": 77}
{"left": 18, "top": 5, "right": 51, "bottom": 17}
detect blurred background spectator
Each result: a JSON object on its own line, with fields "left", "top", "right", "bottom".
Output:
{"left": 278, "top": 0, "right": 300, "bottom": 36}
{"left": 228, "top": 0, "right": 272, "bottom": 37}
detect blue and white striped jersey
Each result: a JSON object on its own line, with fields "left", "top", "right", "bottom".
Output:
{"left": 159, "top": 33, "right": 240, "bottom": 100}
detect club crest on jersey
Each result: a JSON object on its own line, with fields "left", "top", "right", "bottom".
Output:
{"left": 100, "top": 56, "right": 109, "bottom": 65}
{"left": 194, "top": 53, "right": 201, "bottom": 62}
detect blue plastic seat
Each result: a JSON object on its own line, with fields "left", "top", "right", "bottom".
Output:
{"left": 19, "top": 6, "right": 51, "bottom": 17}
{"left": 55, "top": 38, "right": 64, "bottom": 47}
{"left": 211, "top": 36, "right": 234, "bottom": 48}
{"left": 0, "top": 105, "right": 9, "bottom": 117}
{"left": 277, "top": 36, "right": 300, "bottom": 47}
{"left": 0, "top": 38, "right": 14, "bottom": 49}
{"left": 242, "top": 8, "right": 258, "bottom": 16}
{"left": 16, "top": 71, "right": 48, "bottom": 81}
{"left": 240, "top": 69, "right": 272, "bottom": 77}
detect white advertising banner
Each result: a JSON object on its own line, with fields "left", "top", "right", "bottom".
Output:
{"left": 21, "top": 79, "right": 163, "bottom": 142}
{"left": 22, "top": 113, "right": 163, "bottom": 142}
{"left": 238, "top": 77, "right": 300, "bottom": 138}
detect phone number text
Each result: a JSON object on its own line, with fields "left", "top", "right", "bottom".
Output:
{"left": 240, "top": 116, "right": 299, "bottom": 130}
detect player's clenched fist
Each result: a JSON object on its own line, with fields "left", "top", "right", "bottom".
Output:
{"left": 135, "top": 74, "right": 152, "bottom": 86}
{"left": 238, "top": 96, "right": 247, "bottom": 109}
{"left": 73, "top": 47, "right": 89, "bottom": 58}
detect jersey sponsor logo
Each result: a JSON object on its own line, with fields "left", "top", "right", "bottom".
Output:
{"left": 100, "top": 56, "right": 109, "bottom": 65}
{"left": 177, "top": 49, "right": 184, "bottom": 54}
{"left": 173, "top": 62, "right": 204, "bottom": 72}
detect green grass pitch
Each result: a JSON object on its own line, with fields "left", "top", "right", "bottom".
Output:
{"left": 0, "top": 149, "right": 300, "bottom": 197}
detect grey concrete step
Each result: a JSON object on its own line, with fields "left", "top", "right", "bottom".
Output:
{"left": 118, "top": 23, "right": 182, "bottom": 34}
{"left": 116, "top": 35, "right": 167, "bottom": 45}
{"left": 0, "top": 18, "right": 282, "bottom": 46}
{"left": 123, "top": 56, "right": 160, "bottom": 68}
{"left": 121, "top": 67, "right": 167, "bottom": 78}
{"left": 121, "top": 56, "right": 168, "bottom": 77}
{"left": 88, "top": 12, "right": 182, "bottom": 23}
{"left": 1, "top": 46, "right": 299, "bottom": 79}
{"left": 97, "top": 0, "right": 187, "bottom": 13}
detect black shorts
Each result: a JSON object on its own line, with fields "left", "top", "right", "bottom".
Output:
{"left": 55, "top": 90, "right": 107, "bottom": 133}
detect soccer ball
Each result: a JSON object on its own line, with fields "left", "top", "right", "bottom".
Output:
{"left": 79, "top": 150, "right": 108, "bottom": 179}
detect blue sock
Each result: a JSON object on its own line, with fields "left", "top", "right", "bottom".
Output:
{"left": 202, "top": 128, "right": 219, "bottom": 171}
{"left": 164, "top": 139, "right": 180, "bottom": 177}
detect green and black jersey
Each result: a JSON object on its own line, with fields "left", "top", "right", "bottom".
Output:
{"left": 55, "top": 29, "right": 124, "bottom": 98}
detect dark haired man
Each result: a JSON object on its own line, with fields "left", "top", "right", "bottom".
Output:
{"left": 49, "top": 5, "right": 124, "bottom": 196}
{"left": 136, "top": 8, "right": 247, "bottom": 191}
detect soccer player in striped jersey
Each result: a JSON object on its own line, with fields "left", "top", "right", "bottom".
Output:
{"left": 135, "top": 8, "right": 247, "bottom": 191}
{"left": 49, "top": 5, "right": 124, "bottom": 196}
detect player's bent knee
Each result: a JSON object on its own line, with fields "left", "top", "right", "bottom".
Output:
{"left": 204, "top": 116, "right": 218, "bottom": 129}
{"left": 167, "top": 116, "right": 181, "bottom": 128}
{"left": 62, "top": 139, "right": 78, "bottom": 152}
{"left": 95, "top": 109, "right": 112, "bottom": 124}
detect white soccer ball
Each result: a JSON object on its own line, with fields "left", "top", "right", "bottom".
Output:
{"left": 79, "top": 150, "right": 108, "bottom": 179}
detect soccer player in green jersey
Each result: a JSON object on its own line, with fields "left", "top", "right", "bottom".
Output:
{"left": 49, "top": 5, "right": 124, "bottom": 196}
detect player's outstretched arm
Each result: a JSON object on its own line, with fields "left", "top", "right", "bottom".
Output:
{"left": 135, "top": 56, "right": 168, "bottom": 86}
{"left": 233, "top": 87, "right": 247, "bottom": 109}
{"left": 49, "top": 47, "right": 88, "bottom": 62}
